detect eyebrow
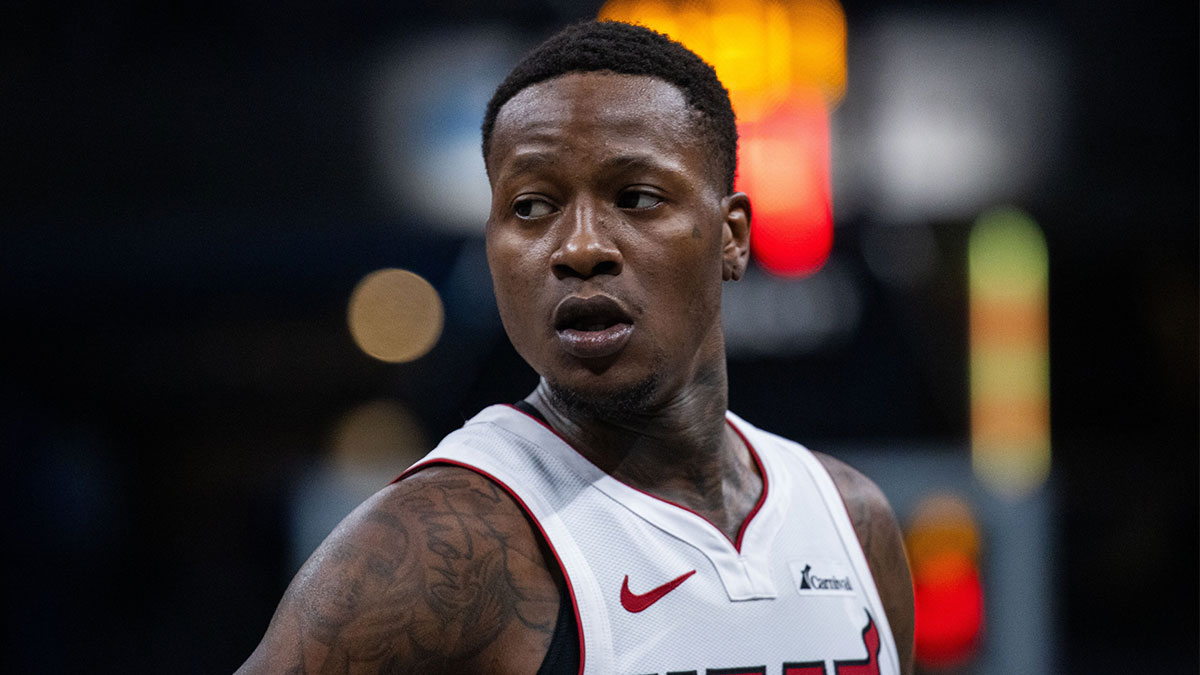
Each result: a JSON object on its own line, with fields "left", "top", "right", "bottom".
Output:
{"left": 600, "top": 153, "right": 684, "bottom": 176}
{"left": 502, "top": 151, "right": 557, "bottom": 178}
{"left": 501, "top": 151, "right": 686, "bottom": 181}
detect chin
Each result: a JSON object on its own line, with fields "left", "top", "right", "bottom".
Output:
{"left": 545, "top": 371, "right": 661, "bottom": 421}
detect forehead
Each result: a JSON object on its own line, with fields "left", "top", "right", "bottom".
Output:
{"left": 487, "top": 72, "right": 707, "bottom": 178}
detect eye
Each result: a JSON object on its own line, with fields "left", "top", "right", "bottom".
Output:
{"left": 513, "top": 197, "right": 556, "bottom": 219}
{"left": 616, "top": 189, "right": 663, "bottom": 210}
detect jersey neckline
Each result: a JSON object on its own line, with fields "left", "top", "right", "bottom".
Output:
{"left": 499, "top": 402, "right": 772, "bottom": 555}
{"left": 492, "top": 403, "right": 785, "bottom": 600}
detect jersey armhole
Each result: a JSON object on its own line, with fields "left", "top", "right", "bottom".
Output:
{"left": 803, "top": 452, "right": 903, "bottom": 673}
{"left": 398, "top": 458, "right": 585, "bottom": 675}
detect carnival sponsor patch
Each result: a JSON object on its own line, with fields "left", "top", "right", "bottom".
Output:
{"left": 789, "top": 559, "right": 856, "bottom": 595}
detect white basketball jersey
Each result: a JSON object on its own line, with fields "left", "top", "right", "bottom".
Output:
{"left": 407, "top": 405, "right": 900, "bottom": 675}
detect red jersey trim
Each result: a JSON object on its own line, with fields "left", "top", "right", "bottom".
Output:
{"left": 727, "top": 419, "right": 769, "bottom": 552}
{"left": 501, "top": 403, "right": 770, "bottom": 554}
{"left": 396, "top": 458, "right": 586, "bottom": 675}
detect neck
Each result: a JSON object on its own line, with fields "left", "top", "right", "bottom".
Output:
{"left": 525, "top": 361, "right": 762, "bottom": 542}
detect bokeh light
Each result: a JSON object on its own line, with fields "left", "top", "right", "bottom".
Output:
{"left": 347, "top": 268, "right": 444, "bottom": 363}
{"left": 368, "top": 30, "right": 522, "bottom": 234}
{"left": 862, "top": 17, "right": 1066, "bottom": 224}
{"left": 968, "top": 207, "right": 1050, "bottom": 497}
{"left": 329, "top": 399, "right": 430, "bottom": 472}
{"left": 737, "top": 92, "right": 832, "bottom": 276}
{"left": 598, "top": 0, "right": 846, "bottom": 277}
{"left": 599, "top": 0, "right": 846, "bottom": 113}
{"left": 906, "top": 493, "right": 985, "bottom": 668}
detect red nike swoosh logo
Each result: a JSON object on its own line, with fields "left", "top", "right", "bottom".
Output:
{"left": 620, "top": 569, "right": 696, "bottom": 613}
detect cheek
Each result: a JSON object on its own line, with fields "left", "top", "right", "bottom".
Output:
{"left": 487, "top": 236, "right": 549, "bottom": 344}
{"left": 670, "top": 237, "right": 726, "bottom": 337}
{"left": 653, "top": 228, "right": 724, "bottom": 306}
{"left": 487, "top": 235, "right": 523, "bottom": 302}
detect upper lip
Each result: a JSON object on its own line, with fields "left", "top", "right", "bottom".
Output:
{"left": 553, "top": 295, "right": 634, "bottom": 331}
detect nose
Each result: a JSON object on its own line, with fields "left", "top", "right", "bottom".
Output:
{"left": 550, "top": 200, "right": 623, "bottom": 280}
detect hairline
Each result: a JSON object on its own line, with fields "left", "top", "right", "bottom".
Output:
{"left": 484, "top": 70, "right": 728, "bottom": 196}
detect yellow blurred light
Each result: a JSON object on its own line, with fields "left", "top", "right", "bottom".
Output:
{"left": 970, "top": 347, "right": 1049, "bottom": 401}
{"left": 347, "top": 268, "right": 444, "bottom": 363}
{"left": 762, "top": 2, "right": 793, "bottom": 93}
{"left": 973, "top": 441, "right": 1049, "bottom": 498}
{"left": 710, "top": 1, "right": 769, "bottom": 95}
{"left": 969, "top": 208, "right": 1049, "bottom": 298}
{"left": 787, "top": 0, "right": 846, "bottom": 104}
{"left": 969, "top": 207, "right": 1050, "bottom": 498}
{"left": 330, "top": 399, "right": 430, "bottom": 472}
{"left": 598, "top": 0, "right": 847, "bottom": 115}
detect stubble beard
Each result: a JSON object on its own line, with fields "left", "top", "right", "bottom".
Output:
{"left": 545, "top": 372, "right": 662, "bottom": 423}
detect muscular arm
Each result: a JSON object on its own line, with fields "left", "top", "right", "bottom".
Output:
{"left": 237, "top": 466, "right": 561, "bottom": 675}
{"left": 816, "top": 453, "right": 915, "bottom": 675}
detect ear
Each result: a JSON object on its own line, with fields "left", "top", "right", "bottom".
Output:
{"left": 720, "top": 192, "right": 751, "bottom": 281}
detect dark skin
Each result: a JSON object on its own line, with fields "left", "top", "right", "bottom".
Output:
{"left": 238, "top": 72, "right": 914, "bottom": 674}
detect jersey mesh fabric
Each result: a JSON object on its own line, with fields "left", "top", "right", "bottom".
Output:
{"left": 407, "top": 406, "right": 900, "bottom": 675}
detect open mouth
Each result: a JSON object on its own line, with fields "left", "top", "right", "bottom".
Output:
{"left": 554, "top": 295, "right": 632, "bottom": 331}
{"left": 553, "top": 295, "right": 635, "bottom": 359}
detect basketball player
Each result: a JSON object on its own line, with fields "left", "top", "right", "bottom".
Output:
{"left": 239, "top": 20, "right": 914, "bottom": 674}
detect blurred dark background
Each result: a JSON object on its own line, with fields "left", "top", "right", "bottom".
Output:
{"left": 2, "top": 1, "right": 1195, "bottom": 673}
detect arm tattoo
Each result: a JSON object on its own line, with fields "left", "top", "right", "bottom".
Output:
{"left": 272, "top": 472, "right": 558, "bottom": 674}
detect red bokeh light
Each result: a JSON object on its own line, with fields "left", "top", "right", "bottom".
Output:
{"left": 913, "top": 550, "right": 985, "bottom": 667}
{"left": 735, "top": 93, "right": 833, "bottom": 277}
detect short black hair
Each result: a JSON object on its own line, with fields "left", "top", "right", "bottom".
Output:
{"left": 481, "top": 20, "right": 738, "bottom": 194}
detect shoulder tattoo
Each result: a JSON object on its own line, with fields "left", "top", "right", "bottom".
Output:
{"left": 258, "top": 468, "right": 559, "bottom": 674}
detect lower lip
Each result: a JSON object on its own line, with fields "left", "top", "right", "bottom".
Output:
{"left": 557, "top": 323, "right": 634, "bottom": 359}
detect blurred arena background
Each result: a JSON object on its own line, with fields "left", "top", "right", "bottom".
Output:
{"left": 2, "top": 1, "right": 1195, "bottom": 672}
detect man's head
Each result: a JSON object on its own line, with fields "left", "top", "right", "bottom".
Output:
{"left": 482, "top": 20, "right": 739, "bottom": 196}
{"left": 482, "top": 21, "right": 750, "bottom": 419}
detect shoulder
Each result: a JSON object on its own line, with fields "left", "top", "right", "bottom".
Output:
{"left": 812, "top": 452, "right": 892, "bottom": 531}
{"left": 238, "top": 464, "right": 561, "bottom": 674}
{"left": 814, "top": 452, "right": 915, "bottom": 675}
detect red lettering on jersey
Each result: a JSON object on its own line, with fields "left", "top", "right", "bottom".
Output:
{"left": 834, "top": 611, "right": 881, "bottom": 675}
{"left": 650, "top": 608, "right": 885, "bottom": 675}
